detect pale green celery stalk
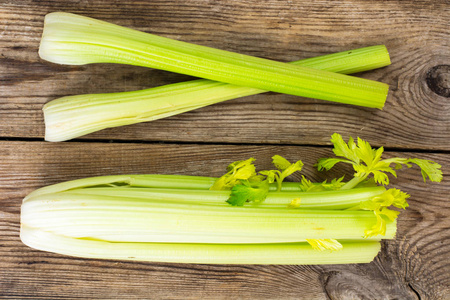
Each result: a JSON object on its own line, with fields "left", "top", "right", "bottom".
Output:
{"left": 21, "top": 193, "right": 396, "bottom": 243}
{"left": 23, "top": 174, "right": 218, "bottom": 202}
{"left": 43, "top": 43, "right": 390, "bottom": 142}
{"left": 20, "top": 225, "right": 381, "bottom": 265}
{"left": 23, "top": 174, "right": 308, "bottom": 202}
{"left": 23, "top": 174, "right": 377, "bottom": 202}
{"left": 64, "top": 186, "right": 386, "bottom": 210}
{"left": 40, "top": 13, "right": 389, "bottom": 109}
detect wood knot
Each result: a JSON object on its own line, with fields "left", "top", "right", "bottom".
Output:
{"left": 426, "top": 65, "right": 450, "bottom": 97}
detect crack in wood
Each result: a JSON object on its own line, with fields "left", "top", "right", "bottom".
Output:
{"left": 408, "top": 282, "right": 422, "bottom": 300}
{"left": 1, "top": 136, "right": 450, "bottom": 155}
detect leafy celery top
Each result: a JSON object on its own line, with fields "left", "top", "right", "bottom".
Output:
{"left": 211, "top": 133, "right": 442, "bottom": 241}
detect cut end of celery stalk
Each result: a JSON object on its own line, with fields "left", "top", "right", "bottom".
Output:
{"left": 21, "top": 225, "right": 381, "bottom": 265}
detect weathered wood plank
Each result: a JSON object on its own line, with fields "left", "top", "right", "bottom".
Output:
{"left": 0, "top": 141, "right": 448, "bottom": 299}
{"left": 0, "top": 0, "right": 449, "bottom": 149}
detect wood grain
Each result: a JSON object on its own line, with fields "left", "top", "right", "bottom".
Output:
{"left": 1, "top": 0, "right": 449, "bottom": 299}
{"left": 0, "top": 0, "right": 449, "bottom": 149}
{"left": 0, "top": 141, "right": 448, "bottom": 299}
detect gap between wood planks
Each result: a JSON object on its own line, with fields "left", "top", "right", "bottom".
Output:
{"left": 1, "top": 136, "right": 449, "bottom": 155}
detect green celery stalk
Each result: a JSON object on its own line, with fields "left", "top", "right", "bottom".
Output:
{"left": 21, "top": 192, "right": 396, "bottom": 244}
{"left": 40, "top": 13, "right": 389, "bottom": 111}
{"left": 23, "top": 174, "right": 218, "bottom": 201}
{"left": 22, "top": 173, "right": 374, "bottom": 203}
{"left": 22, "top": 174, "right": 311, "bottom": 202}
{"left": 63, "top": 186, "right": 386, "bottom": 209}
{"left": 43, "top": 44, "right": 390, "bottom": 142}
{"left": 21, "top": 225, "right": 381, "bottom": 265}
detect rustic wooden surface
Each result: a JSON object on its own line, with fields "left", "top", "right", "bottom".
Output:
{"left": 0, "top": 0, "right": 449, "bottom": 299}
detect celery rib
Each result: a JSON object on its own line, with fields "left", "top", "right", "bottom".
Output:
{"left": 21, "top": 225, "right": 381, "bottom": 265}
{"left": 40, "top": 14, "right": 389, "bottom": 129}
{"left": 22, "top": 174, "right": 374, "bottom": 202}
{"left": 22, "top": 174, "right": 307, "bottom": 202}
{"left": 42, "top": 35, "right": 390, "bottom": 142}
{"left": 21, "top": 193, "right": 396, "bottom": 243}
{"left": 22, "top": 174, "right": 218, "bottom": 202}
{"left": 58, "top": 186, "right": 386, "bottom": 209}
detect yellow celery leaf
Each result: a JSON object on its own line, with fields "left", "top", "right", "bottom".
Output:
{"left": 288, "top": 198, "right": 302, "bottom": 208}
{"left": 306, "top": 239, "right": 343, "bottom": 251}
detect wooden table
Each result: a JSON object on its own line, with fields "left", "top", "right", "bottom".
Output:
{"left": 1, "top": 1, "right": 449, "bottom": 299}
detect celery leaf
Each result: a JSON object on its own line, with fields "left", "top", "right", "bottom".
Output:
{"left": 226, "top": 180, "right": 270, "bottom": 206}
{"left": 288, "top": 198, "right": 302, "bottom": 208}
{"left": 210, "top": 158, "right": 256, "bottom": 190}
{"left": 280, "top": 159, "right": 304, "bottom": 180}
{"left": 316, "top": 158, "right": 351, "bottom": 171}
{"left": 261, "top": 155, "right": 303, "bottom": 191}
{"left": 331, "top": 133, "right": 360, "bottom": 163}
{"left": 299, "top": 175, "right": 345, "bottom": 192}
{"left": 382, "top": 158, "right": 443, "bottom": 183}
{"left": 272, "top": 155, "right": 292, "bottom": 171}
{"left": 359, "top": 189, "right": 408, "bottom": 237}
{"left": 317, "top": 133, "right": 443, "bottom": 188}
{"left": 259, "top": 170, "right": 279, "bottom": 184}
{"left": 306, "top": 239, "right": 343, "bottom": 251}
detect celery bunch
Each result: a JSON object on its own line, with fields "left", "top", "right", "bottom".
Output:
{"left": 20, "top": 134, "right": 442, "bottom": 264}
{"left": 39, "top": 12, "right": 391, "bottom": 142}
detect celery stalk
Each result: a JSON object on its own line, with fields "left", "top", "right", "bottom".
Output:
{"left": 21, "top": 225, "right": 381, "bottom": 265}
{"left": 22, "top": 174, "right": 308, "bottom": 202}
{"left": 23, "top": 174, "right": 217, "bottom": 201}
{"left": 42, "top": 35, "right": 390, "bottom": 142}
{"left": 40, "top": 13, "right": 389, "bottom": 111}
{"left": 62, "top": 186, "right": 386, "bottom": 209}
{"left": 21, "top": 193, "right": 396, "bottom": 243}
{"left": 20, "top": 226, "right": 381, "bottom": 265}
